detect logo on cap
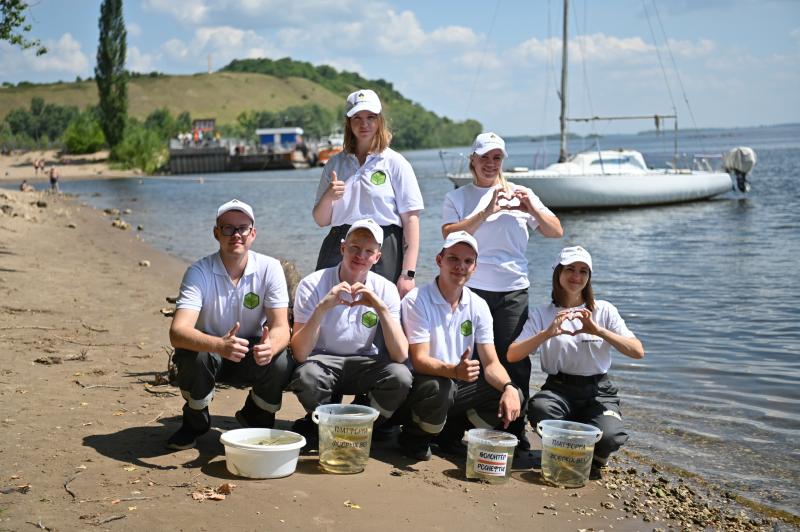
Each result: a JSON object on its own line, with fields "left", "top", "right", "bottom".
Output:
{"left": 460, "top": 320, "right": 473, "bottom": 336}
{"left": 370, "top": 171, "right": 387, "bottom": 185}
{"left": 243, "top": 292, "right": 260, "bottom": 310}
{"left": 361, "top": 311, "right": 378, "bottom": 328}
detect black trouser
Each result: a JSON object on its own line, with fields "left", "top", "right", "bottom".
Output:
{"left": 527, "top": 373, "right": 628, "bottom": 466}
{"left": 315, "top": 223, "right": 404, "bottom": 282}
{"left": 470, "top": 287, "right": 529, "bottom": 437}
{"left": 172, "top": 339, "right": 295, "bottom": 414}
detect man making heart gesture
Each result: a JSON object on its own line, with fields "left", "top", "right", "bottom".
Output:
{"left": 288, "top": 218, "right": 412, "bottom": 450}
{"left": 507, "top": 245, "right": 645, "bottom": 478}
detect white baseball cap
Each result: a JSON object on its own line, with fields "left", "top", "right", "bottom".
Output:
{"left": 345, "top": 218, "right": 384, "bottom": 246}
{"left": 216, "top": 199, "right": 255, "bottom": 224}
{"left": 345, "top": 89, "right": 382, "bottom": 117}
{"left": 554, "top": 246, "right": 593, "bottom": 272}
{"left": 442, "top": 230, "right": 479, "bottom": 254}
{"left": 471, "top": 132, "right": 507, "bottom": 157}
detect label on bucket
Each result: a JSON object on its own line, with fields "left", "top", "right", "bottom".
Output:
{"left": 473, "top": 449, "right": 509, "bottom": 476}
{"left": 331, "top": 425, "right": 371, "bottom": 449}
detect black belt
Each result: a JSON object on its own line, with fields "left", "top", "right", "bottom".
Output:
{"left": 547, "top": 372, "right": 607, "bottom": 386}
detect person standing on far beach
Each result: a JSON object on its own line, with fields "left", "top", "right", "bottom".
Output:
{"left": 396, "top": 231, "right": 523, "bottom": 461}
{"left": 312, "top": 89, "right": 423, "bottom": 298}
{"left": 507, "top": 246, "right": 644, "bottom": 477}
{"left": 287, "top": 219, "right": 412, "bottom": 450}
{"left": 48, "top": 166, "right": 60, "bottom": 193}
{"left": 441, "top": 132, "right": 563, "bottom": 449}
{"left": 166, "top": 199, "right": 293, "bottom": 450}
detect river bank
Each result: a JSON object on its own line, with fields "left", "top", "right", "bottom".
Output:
{"left": 0, "top": 149, "right": 138, "bottom": 186}
{"left": 0, "top": 188, "right": 792, "bottom": 531}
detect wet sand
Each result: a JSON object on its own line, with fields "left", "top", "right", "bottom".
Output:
{"left": 0, "top": 188, "right": 789, "bottom": 531}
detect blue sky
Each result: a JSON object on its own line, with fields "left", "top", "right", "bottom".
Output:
{"left": 1, "top": 0, "right": 798, "bottom": 135}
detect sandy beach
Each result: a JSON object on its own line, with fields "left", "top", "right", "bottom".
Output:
{"left": 0, "top": 149, "right": 139, "bottom": 187}
{"left": 0, "top": 186, "right": 789, "bottom": 531}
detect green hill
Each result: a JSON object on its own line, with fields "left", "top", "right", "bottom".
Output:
{"left": 0, "top": 72, "right": 343, "bottom": 124}
{"left": 1, "top": 57, "right": 482, "bottom": 150}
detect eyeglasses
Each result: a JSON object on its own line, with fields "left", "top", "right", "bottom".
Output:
{"left": 219, "top": 225, "right": 253, "bottom": 237}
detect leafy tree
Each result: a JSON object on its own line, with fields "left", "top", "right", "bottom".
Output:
{"left": 111, "top": 119, "right": 166, "bottom": 174}
{"left": 144, "top": 107, "right": 177, "bottom": 139}
{"left": 0, "top": 0, "right": 46, "bottom": 55}
{"left": 175, "top": 111, "right": 192, "bottom": 133}
{"left": 94, "top": 0, "right": 127, "bottom": 150}
{"left": 3, "top": 97, "right": 78, "bottom": 142}
{"left": 63, "top": 109, "right": 106, "bottom": 153}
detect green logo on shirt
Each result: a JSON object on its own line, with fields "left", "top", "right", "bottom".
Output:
{"left": 370, "top": 171, "right": 387, "bottom": 185}
{"left": 361, "top": 311, "right": 378, "bottom": 328}
{"left": 460, "top": 320, "right": 473, "bottom": 336}
{"left": 243, "top": 292, "right": 260, "bottom": 309}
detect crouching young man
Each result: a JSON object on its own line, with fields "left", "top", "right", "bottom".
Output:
{"left": 167, "top": 200, "right": 292, "bottom": 450}
{"left": 288, "top": 219, "right": 412, "bottom": 448}
{"left": 397, "top": 231, "right": 523, "bottom": 461}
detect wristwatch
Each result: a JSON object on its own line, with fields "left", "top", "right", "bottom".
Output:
{"left": 400, "top": 269, "right": 416, "bottom": 279}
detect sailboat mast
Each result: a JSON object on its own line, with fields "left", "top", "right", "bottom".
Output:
{"left": 558, "top": 0, "right": 569, "bottom": 163}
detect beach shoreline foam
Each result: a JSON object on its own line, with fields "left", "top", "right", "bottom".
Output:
{"left": 0, "top": 188, "right": 791, "bottom": 531}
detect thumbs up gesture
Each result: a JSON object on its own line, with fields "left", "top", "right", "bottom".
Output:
{"left": 328, "top": 170, "right": 345, "bottom": 200}
{"left": 221, "top": 322, "right": 249, "bottom": 362}
{"left": 253, "top": 325, "right": 273, "bottom": 366}
{"left": 454, "top": 347, "right": 480, "bottom": 382}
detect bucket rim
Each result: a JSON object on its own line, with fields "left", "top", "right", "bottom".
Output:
{"left": 312, "top": 404, "right": 380, "bottom": 423}
{"left": 537, "top": 419, "right": 602, "bottom": 438}
{"left": 465, "top": 428, "right": 518, "bottom": 447}
{"left": 220, "top": 428, "right": 306, "bottom": 452}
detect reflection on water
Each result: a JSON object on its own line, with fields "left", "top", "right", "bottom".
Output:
{"left": 55, "top": 126, "right": 800, "bottom": 515}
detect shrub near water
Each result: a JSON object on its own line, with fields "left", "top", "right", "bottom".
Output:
{"left": 111, "top": 121, "right": 166, "bottom": 173}
{"left": 63, "top": 111, "right": 106, "bottom": 154}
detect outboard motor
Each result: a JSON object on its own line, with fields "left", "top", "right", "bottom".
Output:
{"left": 722, "top": 147, "right": 757, "bottom": 193}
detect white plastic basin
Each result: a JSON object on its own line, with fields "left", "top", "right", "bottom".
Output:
{"left": 219, "top": 428, "right": 306, "bottom": 479}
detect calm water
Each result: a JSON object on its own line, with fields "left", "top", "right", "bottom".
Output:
{"left": 51, "top": 125, "right": 799, "bottom": 515}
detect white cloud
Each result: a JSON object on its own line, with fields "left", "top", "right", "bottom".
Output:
{"left": 127, "top": 46, "right": 157, "bottom": 72}
{"left": 162, "top": 38, "right": 190, "bottom": 61}
{"left": 666, "top": 38, "right": 715, "bottom": 58}
{"left": 128, "top": 22, "right": 142, "bottom": 38}
{"left": 29, "top": 33, "right": 90, "bottom": 75}
{"left": 143, "top": 0, "right": 210, "bottom": 25}
{"left": 158, "top": 26, "right": 283, "bottom": 71}
{"left": 374, "top": 10, "right": 427, "bottom": 55}
{"left": 430, "top": 26, "right": 480, "bottom": 47}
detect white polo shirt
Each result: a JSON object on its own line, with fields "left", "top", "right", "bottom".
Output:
{"left": 442, "top": 182, "right": 554, "bottom": 292}
{"left": 293, "top": 266, "right": 401, "bottom": 356}
{"left": 314, "top": 147, "right": 425, "bottom": 227}
{"left": 176, "top": 251, "right": 289, "bottom": 339}
{"left": 515, "top": 300, "right": 635, "bottom": 376}
{"left": 401, "top": 280, "right": 494, "bottom": 366}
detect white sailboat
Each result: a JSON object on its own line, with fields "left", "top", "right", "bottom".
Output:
{"left": 446, "top": 0, "right": 756, "bottom": 209}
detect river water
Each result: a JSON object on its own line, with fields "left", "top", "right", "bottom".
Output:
{"left": 53, "top": 124, "right": 799, "bottom": 516}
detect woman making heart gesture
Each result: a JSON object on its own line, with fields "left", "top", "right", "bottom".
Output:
{"left": 441, "top": 132, "right": 562, "bottom": 448}
{"left": 507, "top": 246, "right": 644, "bottom": 476}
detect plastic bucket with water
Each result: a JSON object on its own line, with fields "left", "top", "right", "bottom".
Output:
{"left": 537, "top": 420, "right": 602, "bottom": 487}
{"left": 312, "top": 404, "right": 379, "bottom": 474}
{"left": 465, "top": 429, "right": 518, "bottom": 483}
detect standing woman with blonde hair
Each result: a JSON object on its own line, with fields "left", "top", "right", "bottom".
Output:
{"left": 312, "top": 89, "right": 423, "bottom": 298}
{"left": 440, "top": 132, "right": 562, "bottom": 448}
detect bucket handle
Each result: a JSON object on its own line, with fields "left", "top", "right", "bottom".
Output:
{"left": 311, "top": 411, "right": 321, "bottom": 425}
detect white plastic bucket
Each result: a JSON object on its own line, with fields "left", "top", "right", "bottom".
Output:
{"left": 465, "top": 429, "right": 518, "bottom": 483}
{"left": 219, "top": 428, "right": 306, "bottom": 479}
{"left": 536, "top": 420, "right": 602, "bottom": 487}
{"left": 312, "top": 404, "right": 379, "bottom": 474}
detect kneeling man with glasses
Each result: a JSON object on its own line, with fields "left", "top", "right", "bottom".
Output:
{"left": 166, "top": 199, "right": 293, "bottom": 450}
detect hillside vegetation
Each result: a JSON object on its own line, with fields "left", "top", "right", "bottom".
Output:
{"left": 0, "top": 72, "right": 343, "bottom": 124}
